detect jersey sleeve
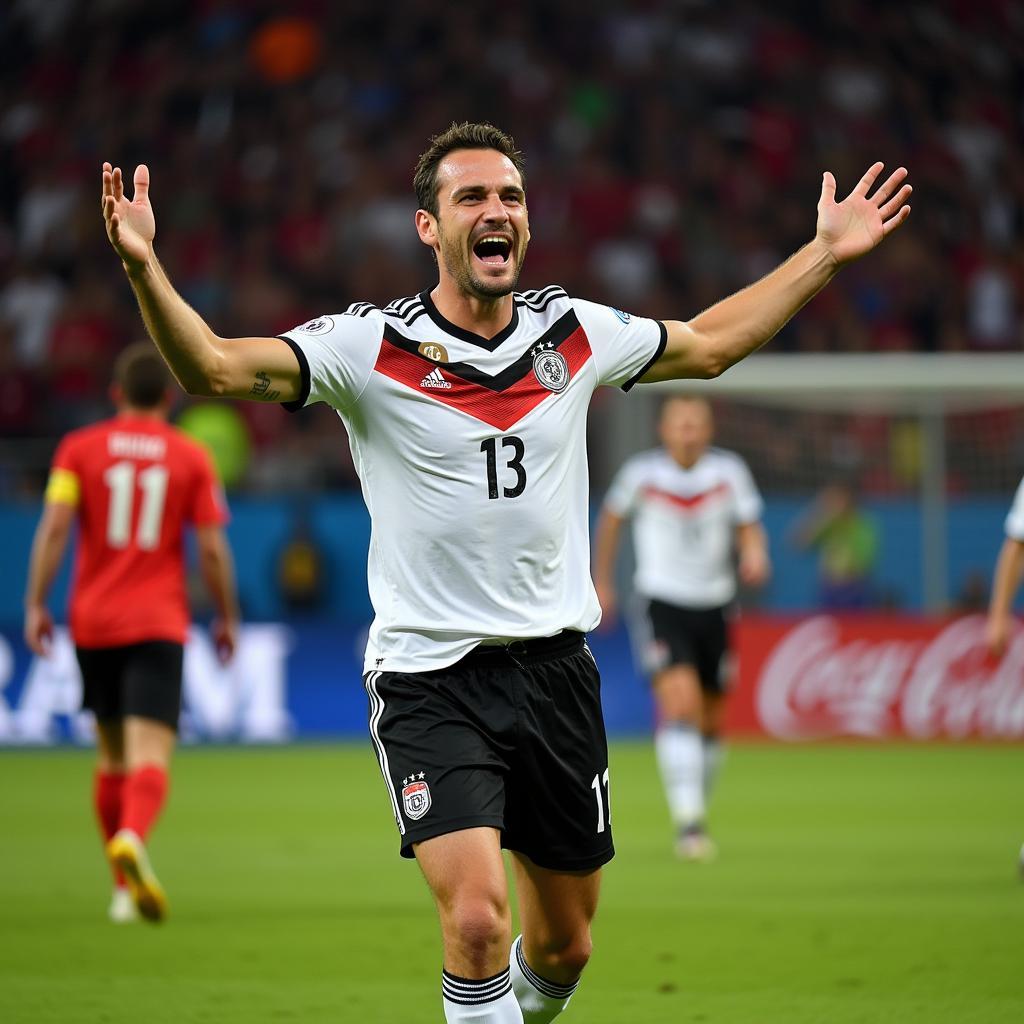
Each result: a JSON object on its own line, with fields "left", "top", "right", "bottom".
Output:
{"left": 1005, "top": 476, "right": 1024, "bottom": 541}
{"left": 727, "top": 454, "right": 764, "bottom": 524}
{"left": 571, "top": 298, "right": 667, "bottom": 391}
{"left": 603, "top": 457, "right": 646, "bottom": 517}
{"left": 45, "top": 436, "right": 82, "bottom": 507}
{"left": 188, "top": 445, "right": 230, "bottom": 527}
{"left": 277, "top": 313, "right": 382, "bottom": 412}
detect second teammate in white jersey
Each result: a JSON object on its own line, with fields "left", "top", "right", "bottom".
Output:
{"left": 102, "top": 120, "right": 911, "bottom": 1023}
{"left": 594, "top": 396, "right": 769, "bottom": 860}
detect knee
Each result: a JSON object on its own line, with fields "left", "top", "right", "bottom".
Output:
{"left": 444, "top": 894, "right": 510, "bottom": 964}
{"left": 531, "top": 928, "right": 593, "bottom": 980}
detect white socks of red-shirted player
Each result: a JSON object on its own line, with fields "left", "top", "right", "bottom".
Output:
{"left": 655, "top": 722, "right": 705, "bottom": 829}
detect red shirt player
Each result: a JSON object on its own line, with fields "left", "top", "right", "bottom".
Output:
{"left": 24, "top": 343, "right": 240, "bottom": 924}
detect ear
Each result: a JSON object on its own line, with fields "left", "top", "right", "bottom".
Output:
{"left": 415, "top": 208, "right": 439, "bottom": 250}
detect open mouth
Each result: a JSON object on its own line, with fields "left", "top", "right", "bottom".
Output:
{"left": 472, "top": 234, "right": 512, "bottom": 266}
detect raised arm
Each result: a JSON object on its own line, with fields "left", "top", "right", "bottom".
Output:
{"left": 102, "top": 163, "right": 301, "bottom": 401}
{"left": 644, "top": 163, "right": 912, "bottom": 382}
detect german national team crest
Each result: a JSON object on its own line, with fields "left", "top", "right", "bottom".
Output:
{"left": 297, "top": 316, "right": 334, "bottom": 335}
{"left": 533, "top": 345, "right": 570, "bottom": 393}
{"left": 402, "top": 776, "right": 431, "bottom": 820}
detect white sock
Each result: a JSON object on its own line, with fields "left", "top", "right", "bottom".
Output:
{"left": 509, "top": 935, "right": 579, "bottom": 1023}
{"left": 655, "top": 723, "right": 704, "bottom": 829}
{"left": 443, "top": 968, "right": 524, "bottom": 1023}
{"left": 702, "top": 735, "right": 723, "bottom": 803}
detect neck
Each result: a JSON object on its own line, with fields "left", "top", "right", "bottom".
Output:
{"left": 118, "top": 405, "right": 167, "bottom": 421}
{"left": 431, "top": 277, "right": 514, "bottom": 339}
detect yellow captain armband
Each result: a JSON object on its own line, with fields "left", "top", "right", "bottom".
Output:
{"left": 44, "top": 467, "right": 80, "bottom": 507}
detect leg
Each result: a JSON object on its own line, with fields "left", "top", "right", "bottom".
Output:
{"left": 108, "top": 715, "right": 177, "bottom": 923}
{"left": 416, "top": 827, "right": 524, "bottom": 1023}
{"left": 652, "top": 664, "right": 706, "bottom": 838}
{"left": 509, "top": 853, "right": 600, "bottom": 1023}
{"left": 93, "top": 719, "right": 131, "bottom": 906}
{"left": 700, "top": 691, "right": 726, "bottom": 803}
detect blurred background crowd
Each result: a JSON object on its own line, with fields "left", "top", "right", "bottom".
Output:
{"left": 1, "top": 0, "right": 1022, "bottom": 499}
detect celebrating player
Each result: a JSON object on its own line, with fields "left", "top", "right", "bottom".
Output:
{"left": 594, "top": 396, "right": 769, "bottom": 861}
{"left": 101, "top": 122, "right": 910, "bottom": 1020}
{"left": 24, "top": 344, "right": 239, "bottom": 924}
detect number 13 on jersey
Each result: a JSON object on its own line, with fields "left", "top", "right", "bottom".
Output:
{"left": 480, "top": 435, "right": 527, "bottom": 500}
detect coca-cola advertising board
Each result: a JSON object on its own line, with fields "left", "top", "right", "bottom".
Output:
{"left": 726, "top": 615, "right": 1024, "bottom": 740}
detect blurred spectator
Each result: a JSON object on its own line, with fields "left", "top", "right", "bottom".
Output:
{"left": 276, "top": 509, "right": 330, "bottom": 614}
{"left": 791, "top": 481, "right": 880, "bottom": 610}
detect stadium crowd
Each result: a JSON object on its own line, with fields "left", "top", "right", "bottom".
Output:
{"left": 1, "top": 0, "right": 1022, "bottom": 494}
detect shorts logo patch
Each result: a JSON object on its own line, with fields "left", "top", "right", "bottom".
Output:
{"left": 402, "top": 777, "right": 431, "bottom": 820}
{"left": 532, "top": 345, "right": 570, "bottom": 393}
{"left": 418, "top": 342, "right": 450, "bottom": 363}
{"left": 297, "top": 316, "right": 334, "bottom": 335}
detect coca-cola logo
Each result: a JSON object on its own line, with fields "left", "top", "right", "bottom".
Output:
{"left": 756, "top": 616, "right": 1024, "bottom": 740}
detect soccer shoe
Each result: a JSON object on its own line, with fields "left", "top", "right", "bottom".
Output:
{"left": 108, "top": 886, "right": 138, "bottom": 924}
{"left": 675, "top": 826, "right": 718, "bottom": 863}
{"left": 107, "top": 829, "right": 167, "bottom": 923}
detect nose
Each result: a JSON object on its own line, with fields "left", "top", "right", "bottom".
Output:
{"left": 481, "top": 192, "right": 509, "bottom": 224}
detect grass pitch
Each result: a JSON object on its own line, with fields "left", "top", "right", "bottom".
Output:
{"left": 1, "top": 741, "right": 1021, "bottom": 1023}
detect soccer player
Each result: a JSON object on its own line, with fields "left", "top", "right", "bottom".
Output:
{"left": 100, "top": 123, "right": 910, "bottom": 1020}
{"left": 593, "top": 396, "right": 769, "bottom": 861}
{"left": 985, "top": 475, "right": 1024, "bottom": 659}
{"left": 23, "top": 344, "right": 239, "bottom": 924}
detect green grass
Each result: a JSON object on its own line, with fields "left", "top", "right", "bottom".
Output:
{"left": 1, "top": 742, "right": 1022, "bottom": 1023}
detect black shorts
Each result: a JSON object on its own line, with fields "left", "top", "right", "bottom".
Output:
{"left": 76, "top": 641, "right": 184, "bottom": 730}
{"left": 637, "top": 600, "right": 732, "bottom": 694}
{"left": 364, "top": 630, "right": 614, "bottom": 872}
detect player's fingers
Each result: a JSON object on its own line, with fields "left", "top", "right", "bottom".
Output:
{"left": 102, "top": 163, "right": 113, "bottom": 203}
{"left": 871, "top": 166, "right": 908, "bottom": 207}
{"left": 133, "top": 163, "right": 150, "bottom": 204}
{"left": 881, "top": 204, "right": 911, "bottom": 237}
{"left": 112, "top": 166, "right": 124, "bottom": 202}
{"left": 852, "top": 161, "right": 884, "bottom": 198}
{"left": 819, "top": 170, "right": 836, "bottom": 206}
{"left": 878, "top": 183, "right": 912, "bottom": 221}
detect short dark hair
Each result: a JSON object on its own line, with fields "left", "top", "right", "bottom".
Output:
{"left": 413, "top": 122, "right": 526, "bottom": 217}
{"left": 114, "top": 343, "right": 171, "bottom": 408}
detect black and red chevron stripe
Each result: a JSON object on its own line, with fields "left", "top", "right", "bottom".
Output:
{"left": 373, "top": 310, "right": 593, "bottom": 431}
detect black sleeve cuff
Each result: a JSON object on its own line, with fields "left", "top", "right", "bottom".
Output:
{"left": 277, "top": 335, "right": 311, "bottom": 412}
{"left": 621, "top": 320, "right": 668, "bottom": 392}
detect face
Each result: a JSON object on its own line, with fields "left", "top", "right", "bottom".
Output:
{"left": 418, "top": 148, "right": 530, "bottom": 299}
{"left": 660, "top": 398, "right": 713, "bottom": 467}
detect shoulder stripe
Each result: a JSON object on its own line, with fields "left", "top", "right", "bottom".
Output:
{"left": 344, "top": 301, "right": 377, "bottom": 317}
{"left": 519, "top": 284, "right": 563, "bottom": 303}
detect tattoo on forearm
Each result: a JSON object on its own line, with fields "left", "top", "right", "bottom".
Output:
{"left": 250, "top": 371, "right": 280, "bottom": 401}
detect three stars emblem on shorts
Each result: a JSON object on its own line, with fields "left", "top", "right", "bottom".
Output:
{"left": 402, "top": 772, "right": 432, "bottom": 820}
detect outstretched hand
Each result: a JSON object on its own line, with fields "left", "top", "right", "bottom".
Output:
{"left": 101, "top": 163, "right": 155, "bottom": 271}
{"left": 816, "top": 163, "right": 911, "bottom": 266}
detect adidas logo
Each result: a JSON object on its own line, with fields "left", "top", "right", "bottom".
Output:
{"left": 420, "top": 367, "right": 452, "bottom": 390}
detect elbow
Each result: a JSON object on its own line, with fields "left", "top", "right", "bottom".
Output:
{"left": 695, "top": 355, "right": 729, "bottom": 380}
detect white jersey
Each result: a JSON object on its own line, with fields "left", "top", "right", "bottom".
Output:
{"left": 1006, "top": 476, "right": 1024, "bottom": 541}
{"left": 280, "top": 287, "right": 665, "bottom": 672}
{"left": 604, "top": 446, "right": 763, "bottom": 609}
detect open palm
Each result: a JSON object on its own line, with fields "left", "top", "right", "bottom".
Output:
{"left": 816, "top": 162, "right": 911, "bottom": 265}
{"left": 102, "top": 163, "right": 155, "bottom": 270}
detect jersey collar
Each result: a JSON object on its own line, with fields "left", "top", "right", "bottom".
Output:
{"left": 420, "top": 289, "right": 520, "bottom": 351}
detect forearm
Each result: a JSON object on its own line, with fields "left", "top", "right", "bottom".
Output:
{"left": 125, "top": 256, "right": 230, "bottom": 396}
{"left": 593, "top": 511, "right": 623, "bottom": 587}
{"left": 199, "top": 540, "right": 241, "bottom": 624}
{"left": 738, "top": 522, "right": 768, "bottom": 562}
{"left": 651, "top": 239, "right": 838, "bottom": 381}
{"left": 24, "top": 518, "right": 71, "bottom": 608}
{"left": 988, "top": 539, "right": 1024, "bottom": 621}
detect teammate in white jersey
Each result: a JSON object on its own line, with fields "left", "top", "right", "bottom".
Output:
{"left": 101, "top": 121, "right": 911, "bottom": 1023}
{"left": 986, "top": 475, "right": 1024, "bottom": 659}
{"left": 594, "top": 396, "right": 769, "bottom": 860}
{"left": 985, "top": 476, "right": 1024, "bottom": 878}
